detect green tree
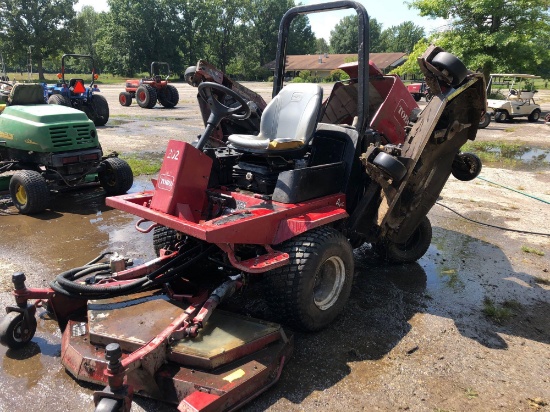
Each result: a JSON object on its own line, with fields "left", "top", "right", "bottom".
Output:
{"left": 288, "top": 14, "right": 316, "bottom": 55}
{"left": 391, "top": 38, "right": 430, "bottom": 77}
{"left": 330, "top": 15, "right": 382, "bottom": 54}
{"left": 250, "top": 0, "right": 294, "bottom": 66}
{"left": 96, "top": 0, "right": 185, "bottom": 76}
{"left": 410, "top": 0, "right": 550, "bottom": 79}
{"left": 316, "top": 38, "right": 329, "bottom": 54}
{"left": 378, "top": 21, "right": 425, "bottom": 53}
{"left": 74, "top": 6, "right": 103, "bottom": 69}
{"left": 0, "top": 0, "right": 77, "bottom": 80}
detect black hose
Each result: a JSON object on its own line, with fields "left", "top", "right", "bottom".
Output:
{"left": 85, "top": 252, "right": 113, "bottom": 266}
{"left": 48, "top": 243, "right": 215, "bottom": 299}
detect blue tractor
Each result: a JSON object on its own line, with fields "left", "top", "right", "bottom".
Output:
{"left": 46, "top": 54, "right": 109, "bottom": 126}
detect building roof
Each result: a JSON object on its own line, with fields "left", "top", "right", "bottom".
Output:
{"left": 264, "top": 53, "right": 407, "bottom": 72}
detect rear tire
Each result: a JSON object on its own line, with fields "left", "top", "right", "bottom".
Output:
{"left": 99, "top": 158, "right": 133, "bottom": 196}
{"left": 264, "top": 227, "right": 354, "bottom": 332}
{"left": 9, "top": 170, "right": 50, "bottom": 214}
{"left": 430, "top": 51, "right": 469, "bottom": 87}
{"left": 528, "top": 109, "right": 540, "bottom": 122}
{"left": 158, "top": 85, "right": 179, "bottom": 108}
{"left": 136, "top": 85, "right": 157, "bottom": 109}
{"left": 119, "top": 92, "right": 132, "bottom": 107}
{"left": 494, "top": 111, "right": 508, "bottom": 123}
{"left": 47, "top": 94, "right": 71, "bottom": 106}
{"left": 90, "top": 94, "right": 109, "bottom": 126}
{"left": 451, "top": 152, "right": 482, "bottom": 181}
{"left": 478, "top": 112, "right": 491, "bottom": 129}
{"left": 0, "top": 312, "right": 37, "bottom": 350}
{"left": 412, "top": 94, "right": 421, "bottom": 102}
{"left": 375, "top": 215, "right": 432, "bottom": 263}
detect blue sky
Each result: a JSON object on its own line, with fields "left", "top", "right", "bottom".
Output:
{"left": 76, "top": 0, "right": 447, "bottom": 41}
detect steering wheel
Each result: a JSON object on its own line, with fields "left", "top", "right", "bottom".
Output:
{"left": 509, "top": 88, "right": 518, "bottom": 96}
{"left": 198, "top": 82, "right": 251, "bottom": 121}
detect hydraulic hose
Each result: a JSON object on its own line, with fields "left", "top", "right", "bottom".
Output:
{"left": 49, "top": 244, "right": 215, "bottom": 300}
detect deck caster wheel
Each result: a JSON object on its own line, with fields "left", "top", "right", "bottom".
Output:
{"left": 95, "top": 398, "right": 122, "bottom": 412}
{"left": 0, "top": 312, "right": 37, "bottom": 350}
{"left": 451, "top": 152, "right": 482, "bottom": 181}
{"left": 373, "top": 152, "right": 407, "bottom": 182}
{"left": 375, "top": 215, "right": 432, "bottom": 263}
{"left": 184, "top": 66, "right": 197, "bottom": 86}
{"left": 429, "top": 51, "right": 469, "bottom": 87}
{"left": 99, "top": 157, "right": 134, "bottom": 196}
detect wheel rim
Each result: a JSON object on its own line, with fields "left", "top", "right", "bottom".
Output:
{"left": 120, "top": 95, "right": 126, "bottom": 105}
{"left": 138, "top": 91, "right": 146, "bottom": 102}
{"left": 104, "top": 165, "right": 116, "bottom": 187}
{"left": 15, "top": 184, "right": 27, "bottom": 206}
{"left": 12, "top": 318, "right": 25, "bottom": 343}
{"left": 313, "top": 256, "right": 346, "bottom": 310}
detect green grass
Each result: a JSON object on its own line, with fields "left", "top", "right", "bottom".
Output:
{"left": 521, "top": 246, "right": 545, "bottom": 256}
{"left": 5, "top": 72, "right": 183, "bottom": 85}
{"left": 465, "top": 388, "right": 479, "bottom": 400}
{"left": 482, "top": 297, "right": 518, "bottom": 324}
{"left": 120, "top": 154, "right": 163, "bottom": 176}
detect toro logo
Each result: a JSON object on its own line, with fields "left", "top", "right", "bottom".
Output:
{"left": 157, "top": 173, "right": 175, "bottom": 191}
{"left": 394, "top": 100, "right": 410, "bottom": 125}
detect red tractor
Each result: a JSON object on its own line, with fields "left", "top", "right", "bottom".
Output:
{"left": 119, "top": 61, "right": 179, "bottom": 108}
{"left": 406, "top": 81, "right": 432, "bottom": 102}
{"left": 0, "top": 2, "right": 486, "bottom": 411}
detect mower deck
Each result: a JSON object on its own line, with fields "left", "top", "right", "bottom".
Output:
{"left": 62, "top": 291, "right": 292, "bottom": 411}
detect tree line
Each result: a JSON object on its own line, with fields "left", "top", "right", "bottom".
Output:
{"left": 0, "top": 0, "right": 548, "bottom": 81}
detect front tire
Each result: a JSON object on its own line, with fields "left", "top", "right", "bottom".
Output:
{"left": 264, "top": 227, "right": 354, "bottom": 332}
{"left": 375, "top": 215, "right": 432, "bottom": 263}
{"left": 90, "top": 94, "right": 110, "bottom": 126}
{"left": 9, "top": 170, "right": 50, "bottom": 214}
{"left": 0, "top": 312, "right": 37, "bottom": 349}
{"left": 99, "top": 158, "right": 133, "bottom": 196}
{"left": 153, "top": 225, "right": 181, "bottom": 256}
{"left": 136, "top": 85, "right": 157, "bottom": 109}
{"left": 119, "top": 92, "right": 132, "bottom": 107}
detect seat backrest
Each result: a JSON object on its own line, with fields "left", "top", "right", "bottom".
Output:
{"left": 260, "top": 83, "right": 323, "bottom": 145}
{"left": 7, "top": 83, "right": 46, "bottom": 105}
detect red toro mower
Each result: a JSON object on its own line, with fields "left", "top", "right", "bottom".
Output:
{"left": 119, "top": 61, "right": 179, "bottom": 108}
{"left": 0, "top": 1, "right": 486, "bottom": 411}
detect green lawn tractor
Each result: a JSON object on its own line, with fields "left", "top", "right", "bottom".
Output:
{"left": 0, "top": 83, "right": 133, "bottom": 214}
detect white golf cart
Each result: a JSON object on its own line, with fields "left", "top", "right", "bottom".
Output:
{"left": 487, "top": 73, "right": 541, "bottom": 123}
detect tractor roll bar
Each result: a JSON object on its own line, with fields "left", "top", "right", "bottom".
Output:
{"left": 60, "top": 54, "right": 97, "bottom": 86}
{"left": 273, "top": 0, "right": 370, "bottom": 134}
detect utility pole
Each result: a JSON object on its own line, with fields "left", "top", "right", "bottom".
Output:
{"left": 28, "top": 45, "right": 33, "bottom": 81}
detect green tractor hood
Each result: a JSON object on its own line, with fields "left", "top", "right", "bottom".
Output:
{"left": 0, "top": 104, "right": 99, "bottom": 153}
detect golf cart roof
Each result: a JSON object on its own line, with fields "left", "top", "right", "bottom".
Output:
{"left": 490, "top": 73, "right": 541, "bottom": 79}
